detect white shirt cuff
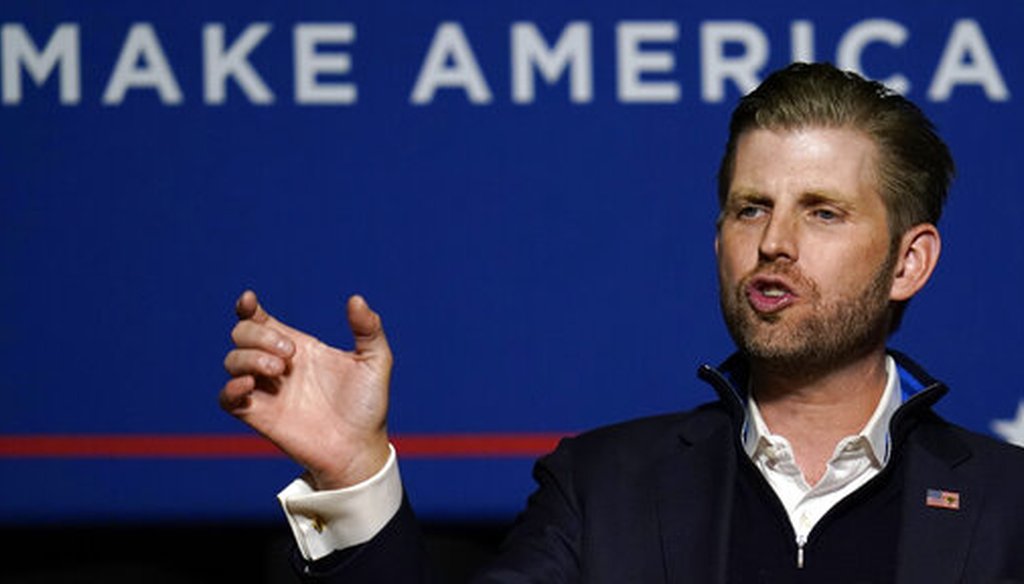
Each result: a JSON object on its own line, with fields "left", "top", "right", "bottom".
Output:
{"left": 277, "top": 444, "right": 403, "bottom": 561}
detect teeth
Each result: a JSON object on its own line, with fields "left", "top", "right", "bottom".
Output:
{"left": 762, "top": 288, "right": 786, "bottom": 298}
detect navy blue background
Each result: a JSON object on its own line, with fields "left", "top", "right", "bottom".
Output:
{"left": 2, "top": 0, "right": 1022, "bottom": 523}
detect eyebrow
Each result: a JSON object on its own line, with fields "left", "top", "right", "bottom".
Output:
{"left": 726, "top": 189, "right": 856, "bottom": 210}
{"left": 725, "top": 190, "right": 772, "bottom": 206}
{"left": 798, "top": 191, "right": 856, "bottom": 211}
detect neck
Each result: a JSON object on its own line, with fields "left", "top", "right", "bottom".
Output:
{"left": 749, "top": 346, "right": 889, "bottom": 485}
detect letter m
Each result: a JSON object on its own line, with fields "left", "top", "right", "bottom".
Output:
{"left": 3, "top": 24, "right": 80, "bottom": 104}
{"left": 512, "top": 22, "right": 592, "bottom": 103}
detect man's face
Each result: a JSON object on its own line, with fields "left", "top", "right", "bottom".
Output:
{"left": 716, "top": 126, "right": 897, "bottom": 373}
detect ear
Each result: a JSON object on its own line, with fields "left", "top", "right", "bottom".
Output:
{"left": 889, "top": 223, "right": 941, "bottom": 302}
{"left": 714, "top": 233, "right": 720, "bottom": 258}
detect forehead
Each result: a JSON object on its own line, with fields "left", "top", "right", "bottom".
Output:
{"left": 729, "top": 126, "right": 881, "bottom": 204}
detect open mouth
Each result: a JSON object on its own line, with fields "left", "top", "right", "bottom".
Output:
{"left": 746, "top": 276, "right": 797, "bottom": 313}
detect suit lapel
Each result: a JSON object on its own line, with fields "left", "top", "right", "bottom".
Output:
{"left": 655, "top": 415, "right": 737, "bottom": 584}
{"left": 896, "top": 425, "right": 980, "bottom": 584}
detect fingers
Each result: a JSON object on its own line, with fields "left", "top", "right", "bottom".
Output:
{"left": 219, "top": 376, "right": 255, "bottom": 412}
{"left": 347, "top": 295, "right": 391, "bottom": 357}
{"left": 223, "top": 290, "right": 295, "bottom": 417}
{"left": 230, "top": 320, "right": 295, "bottom": 357}
{"left": 231, "top": 291, "right": 385, "bottom": 358}
{"left": 224, "top": 348, "right": 287, "bottom": 377}
{"left": 224, "top": 304, "right": 296, "bottom": 395}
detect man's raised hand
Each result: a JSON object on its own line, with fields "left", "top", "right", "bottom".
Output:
{"left": 220, "top": 290, "right": 393, "bottom": 490}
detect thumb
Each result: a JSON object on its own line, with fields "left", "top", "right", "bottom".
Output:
{"left": 347, "top": 295, "right": 389, "bottom": 356}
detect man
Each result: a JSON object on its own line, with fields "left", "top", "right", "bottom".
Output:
{"left": 221, "top": 63, "right": 1024, "bottom": 582}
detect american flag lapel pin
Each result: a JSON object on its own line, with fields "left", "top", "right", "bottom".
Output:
{"left": 925, "top": 488, "right": 961, "bottom": 510}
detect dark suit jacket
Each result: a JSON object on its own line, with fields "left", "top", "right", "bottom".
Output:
{"left": 296, "top": 352, "right": 1024, "bottom": 583}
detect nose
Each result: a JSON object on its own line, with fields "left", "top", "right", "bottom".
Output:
{"left": 758, "top": 213, "right": 798, "bottom": 262}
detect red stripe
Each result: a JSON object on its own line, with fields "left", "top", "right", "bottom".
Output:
{"left": 0, "top": 433, "right": 567, "bottom": 459}
{"left": 395, "top": 434, "right": 564, "bottom": 457}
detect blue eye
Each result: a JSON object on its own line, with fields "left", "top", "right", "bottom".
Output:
{"left": 738, "top": 206, "right": 765, "bottom": 219}
{"left": 814, "top": 209, "right": 838, "bottom": 221}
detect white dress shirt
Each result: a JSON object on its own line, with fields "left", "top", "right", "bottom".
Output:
{"left": 278, "top": 444, "right": 404, "bottom": 561}
{"left": 742, "top": 355, "right": 901, "bottom": 553}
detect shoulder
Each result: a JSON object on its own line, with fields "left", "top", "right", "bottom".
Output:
{"left": 909, "top": 413, "right": 1024, "bottom": 475}
{"left": 538, "top": 401, "right": 732, "bottom": 479}
{"left": 948, "top": 423, "right": 1024, "bottom": 468}
{"left": 567, "top": 400, "right": 728, "bottom": 446}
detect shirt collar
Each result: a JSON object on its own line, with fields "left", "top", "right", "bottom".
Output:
{"left": 742, "top": 355, "right": 902, "bottom": 465}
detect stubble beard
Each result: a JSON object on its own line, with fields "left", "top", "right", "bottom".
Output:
{"left": 720, "top": 249, "right": 897, "bottom": 378}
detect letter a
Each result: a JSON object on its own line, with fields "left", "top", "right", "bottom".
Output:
{"left": 410, "top": 22, "right": 492, "bottom": 105}
{"left": 928, "top": 19, "right": 1009, "bottom": 102}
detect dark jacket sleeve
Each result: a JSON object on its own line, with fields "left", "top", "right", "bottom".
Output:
{"left": 472, "top": 441, "right": 582, "bottom": 583}
{"left": 290, "top": 441, "right": 583, "bottom": 584}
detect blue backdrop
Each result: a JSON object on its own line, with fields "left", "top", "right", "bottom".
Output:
{"left": 2, "top": 0, "right": 1023, "bottom": 523}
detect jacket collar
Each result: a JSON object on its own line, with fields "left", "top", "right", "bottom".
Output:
{"left": 695, "top": 350, "right": 950, "bottom": 438}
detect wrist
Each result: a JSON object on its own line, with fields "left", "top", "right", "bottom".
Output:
{"left": 310, "top": 436, "right": 391, "bottom": 490}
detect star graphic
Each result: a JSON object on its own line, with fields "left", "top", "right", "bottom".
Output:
{"left": 991, "top": 400, "right": 1024, "bottom": 448}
